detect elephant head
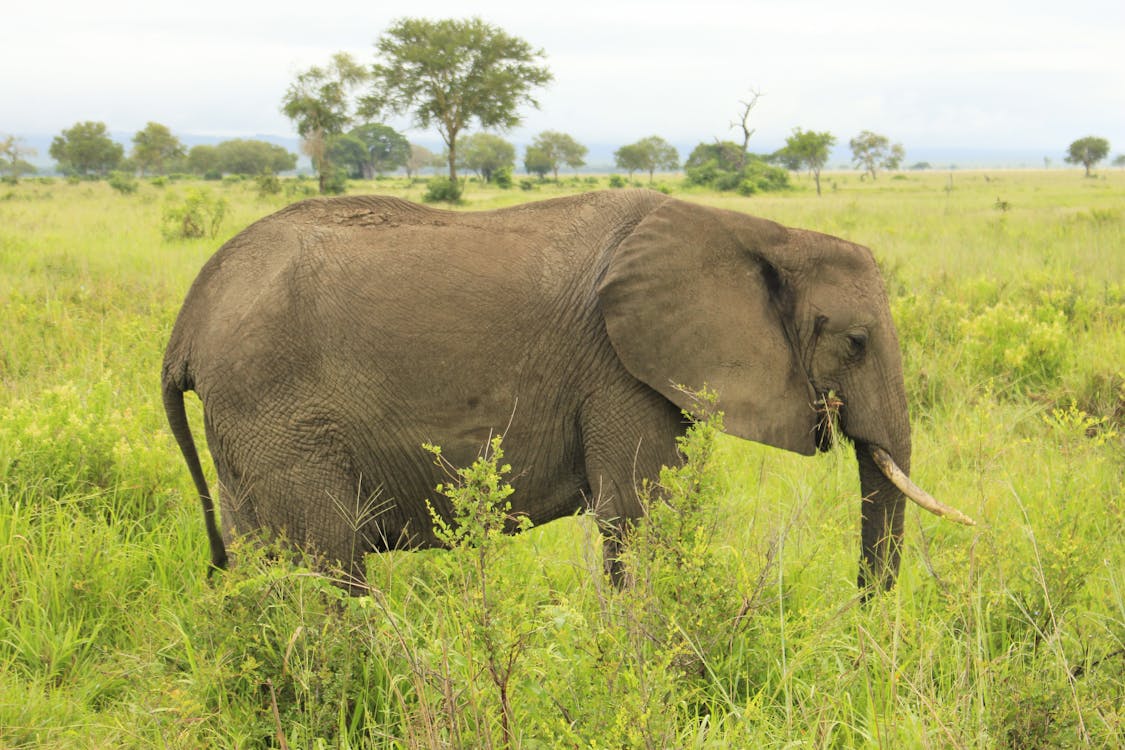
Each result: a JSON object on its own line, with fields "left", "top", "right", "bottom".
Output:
{"left": 598, "top": 197, "right": 972, "bottom": 594}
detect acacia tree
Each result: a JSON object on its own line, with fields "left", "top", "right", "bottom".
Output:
{"left": 364, "top": 17, "right": 552, "bottom": 185}
{"left": 329, "top": 124, "right": 411, "bottom": 178}
{"left": 0, "top": 135, "right": 37, "bottom": 179}
{"left": 849, "top": 130, "right": 904, "bottom": 180}
{"left": 777, "top": 128, "right": 836, "bottom": 196}
{"left": 528, "top": 131, "right": 587, "bottom": 181}
{"left": 614, "top": 136, "right": 679, "bottom": 182}
{"left": 50, "top": 121, "right": 124, "bottom": 176}
{"left": 281, "top": 52, "right": 367, "bottom": 193}
{"left": 354, "top": 123, "right": 411, "bottom": 176}
{"left": 523, "top": 145, "right": 552, "bottom": 179}
{"left": 404, "top": 143, "right": 439, "bottom": 181}
{"left": 131, "top": 122, "right": 185, "bottom": 175}
{"left": 1064, "top": 136, "right": 1110, "bottom": 177}
{"left": 326, "top": 134, "right": 370, "bottom": 179}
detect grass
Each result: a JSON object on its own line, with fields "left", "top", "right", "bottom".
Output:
{"left": 1, "top": 169, "right": 1122, "bottom": 747}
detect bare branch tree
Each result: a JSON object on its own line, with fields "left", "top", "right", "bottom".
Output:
{"left": 730, "top": 88, "right": 763, "bottom": 171}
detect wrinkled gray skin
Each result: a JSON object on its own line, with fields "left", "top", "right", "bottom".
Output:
{"left": 163, "top": 190, "right": 911, "bottom": 595}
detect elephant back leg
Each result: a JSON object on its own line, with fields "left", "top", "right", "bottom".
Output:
{"left": 207, "top": 416, "right": 379, "bottom": 589}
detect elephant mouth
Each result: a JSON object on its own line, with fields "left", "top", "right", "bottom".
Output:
{"left": 810, "top": 387, "right": 976, "bottom": 526}
{"left": 813, "top": 389, "right": 843, "bottom": 452}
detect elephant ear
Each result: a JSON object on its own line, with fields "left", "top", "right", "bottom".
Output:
{"left": 597, "top": 198, "right": 817, "bottom": 455}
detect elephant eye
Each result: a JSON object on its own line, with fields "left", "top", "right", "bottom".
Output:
{"left": 846, "top": 332, "right": 868, "bottom": 357}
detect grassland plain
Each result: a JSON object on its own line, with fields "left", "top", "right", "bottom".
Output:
{"left": 0, "top": 170, "right": 1122, "bottom": 748}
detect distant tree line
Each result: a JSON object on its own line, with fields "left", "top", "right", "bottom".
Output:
{"left": 10, "top": 21, "right": 1117, "bottom": 196}
{"left": 39, "top": 120, "right": 300, "bottom": 179}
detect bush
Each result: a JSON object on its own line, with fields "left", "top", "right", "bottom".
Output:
{"left": 107, "top": 171, "right": 138, "bottom": 195}
{"left": 255, "top": 170, "right": 281, "bottom": 198}
{"left": 321, "top": 168, "right": 348, "bottom": 196}
{"left": 423, "top": 177, "right": 463, "bottom": 203}
{"left": 161, "top": 188, "right": 228, "bottom": 240}
{"left": 493, "top": 166, "right": 513, "bottom": 189}
{"left": 686, "top": 155, "right": 789, "bottom": 195}
{"left": 608, "top": 174, "right": 627, "bottom": 188}
{"left": 960, "top": 301, "right": 1071, "bottom": 393}
{"left": 285, "top": 181, "right": 317, "bottom": 199}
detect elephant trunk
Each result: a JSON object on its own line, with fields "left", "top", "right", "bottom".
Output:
{"left": 856, "top": 443, "right": 976, "bottom": 596}
{"left": 856, "top": 443, "right": 908, "bottom": 595}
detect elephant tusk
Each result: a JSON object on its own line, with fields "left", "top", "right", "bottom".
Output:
{"left": 870, "top": 446, "right": 976, "bottom": 526}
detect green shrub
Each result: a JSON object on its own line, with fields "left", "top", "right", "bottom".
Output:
{"left": 161, "top": 188, "right": 228, "bottom": 239}
{"left": 493, "top": 165, "right": 513, "bottom": 189}
{"left": 0, "top": 380, "right": 179, "bottom": 521}
{"left": 686, "top": 156, "right": 789, "bottom": 194}
{"left": 255, "top": 170, "right": 282, "bottom": 198}
{"left": 322, "top": 168, "right": 348, "bottom": 195}
{"left": 285, "top": 180, "right": 317, "bottom": 199}
{"left": 107, "top": 171, "right": 138, "bottom": 195}
{"left": 608, "top": 174, "right": 627, "bottom": 188}
{"left": 960, "top": 301, "right": 1070, "bottom": 392}
{"left": 186, "top": 541, "right": 395, "bottom": 747}
{"left": 423, "top": 176, "right": 463, "bottom": 203}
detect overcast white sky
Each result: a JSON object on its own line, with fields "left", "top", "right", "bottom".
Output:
{"left": 4, "top": 0, "right": 1123, "bottom": 156}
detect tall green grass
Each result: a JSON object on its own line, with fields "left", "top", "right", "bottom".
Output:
{"left": 1, "top": 171, "right": 1121, "bottom": 747}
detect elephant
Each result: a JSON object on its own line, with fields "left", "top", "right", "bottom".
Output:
{"left": 162, "top": 189, "right": 972, "bottom": 596}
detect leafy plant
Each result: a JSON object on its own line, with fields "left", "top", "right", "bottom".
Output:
{"left": 107, "top": 170, "right": 138, "bottom": 195}
{"left": 960, "top": 301, "right": 1070, "bottom": 392}
{"left": 161, "top": 188, "right": 228, "bottom": 239}
{"left": 423, "top": 176, "right": 463, "bottom": 203}
{"left": 255, "top": 170, "right": 282, "bottom": 197}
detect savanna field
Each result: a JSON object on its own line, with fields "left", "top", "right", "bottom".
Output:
{"left": 1, "top": 170, "right": 1122, "bottom": 748}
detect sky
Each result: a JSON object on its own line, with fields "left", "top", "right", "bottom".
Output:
{"left": 4, "top": 0, "right": 1123, "bottom": 164}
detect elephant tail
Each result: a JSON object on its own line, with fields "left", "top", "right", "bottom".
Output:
{"left": 162, "top": 376, "right": 227, "bottom": 573}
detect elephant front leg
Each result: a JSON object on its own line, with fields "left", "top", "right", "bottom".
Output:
{"left": 579, "top": 387, "right": 685, "bottom": 586}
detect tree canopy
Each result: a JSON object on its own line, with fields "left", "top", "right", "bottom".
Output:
{"left": 523, "top": 145, "right": 552, "bottom": 179}
{"left": 50, "top": 121, "right": 124, "bottom": 176}
{"left": 404, "top": 143, "right": 440, "bottom": 181}
{"left": 1064, "top": 136, "right": 1110, "bottom": 176}
{"left": 528, "top": 131, "right": 587, "bottom": 181}
{"left": 186, "top": 139, "right": 297, "bottom": 177}
{"left": 775, "top": 128, "right": 836, "bottom": 195}
{"left": 364, "top": 17, "right": 552, "bottom": 185}
{"left": 685, "top": 141, "right": 745, "bottom": 174}
{"left": 614, "top": 136, "right": 679, "bottom": 182}
{"left": 458, "top": 133, "right": 515, "bottom": 183}
{"left": 684, "top": 140, "right": 789, "bottom": 195}
{"left": 131, "top": 122, "right": 185, "bottom": 176}
{"left": 281, "top": 52, "right": 368, "bottom": 193}
{"left": 328, "top": 124, "right": 411, "bottom": 179}
{"left": 1, "top": 135, "right": 37, "bottom": 179}
{"left": 849, "top": 130, "right": 904, "bottom": 180}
